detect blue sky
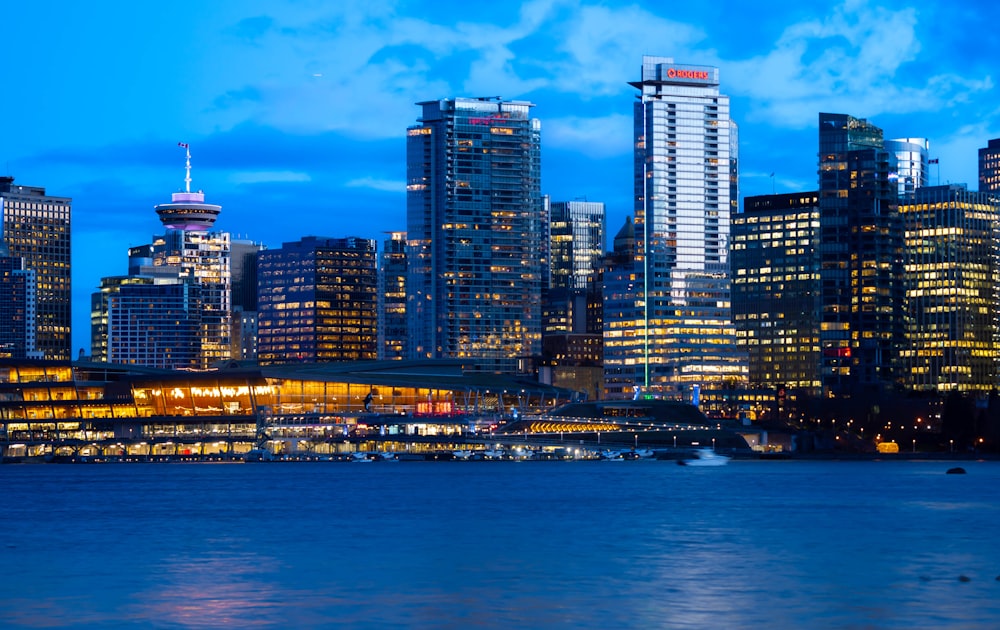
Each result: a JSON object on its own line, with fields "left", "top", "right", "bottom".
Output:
{"left": 3, "top": 0, "right": 999, "bottom": 353}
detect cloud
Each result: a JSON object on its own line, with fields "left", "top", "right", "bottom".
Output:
{"left": 229, "top": 170, "right": 311, "bottom": 185}
{"left": 344, "top": 177, "right": 403, "bottom": 193}
{"left": 544, "top": 114, "right": 632, "bottom": 158}
{"left": 725, "top": 0, "right": 992, "bottom": 127}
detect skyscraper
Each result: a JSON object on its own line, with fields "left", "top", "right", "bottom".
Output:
{"left": 979, "top": 138, "right": 1000, "bottom": 193}
{"left": 378, "top": 231, "right": 408, "bottom": 361}
{"left": 817, "top": 113, "right": 902, "bottom": 396}
{"left": 406, "top": 97, "right": 544, "bottom": 373}
{"left": 899, "top": 184, "right": 999, "bottom": 392}
{"left": 732, "top": 192, "right": 821, "bottom": 393}
{"left": 0, "top": 176, "right": 72, "bottom": 359}
{"left": 549, "top": 200, "right": 606, "bottom": 293}
{"left": 257, "top": 236, "right": 378, "bottom": 364}
{"left": 605, "top": 56, "right": 744, "bottom": 399}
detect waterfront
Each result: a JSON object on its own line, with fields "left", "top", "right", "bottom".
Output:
{"left": 2, "top": 460, "right": 999, "bottom": 628}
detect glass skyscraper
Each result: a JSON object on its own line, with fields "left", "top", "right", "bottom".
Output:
{"left": 406, "top": 97, "right": 544, "bottom": 374}
{"left": 886, "top": 137, "right": 930, "bottom": 196}
{"left": 732, "top": 192, "right": 821, "bottom": 393}
{"left": 818, "top": 113, "right": 902, "bottom": 396}
{"left": 605, "top": 56, "right": 744, "bottom": 400}
{"left": 979, "top": 138, "right": 1000, "bottom": 193}
{"left": 0, "top": 176, "right": 72, "bottom": 360}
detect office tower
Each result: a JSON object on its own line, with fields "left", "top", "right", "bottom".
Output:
{"left": 732, "top": 192, "right": 821, "bottom": 393}
{"left": 979, "top": 138, "right": 1000, "bottom": 193}
{"left": 886, "top": 138, "right": 930, "bottom": 196}
{"left": 0, "top": 176, "right": 72, "bottom": 359}
{"left": 0, "top": 243, "right": 40, "bottom": 359}
{"left": 230, "top": 239, "right": 263, "bottom": 361}
{"left": 549, "top": 201, "right": 606, "bottom": 292}
{"left": 257, "top": 236, "right": 378, "bottom": 364}
{"left": 606, "top": 56, "right": 744, "bottom": 400}
{"left": 899, "top": 184, "right": 999, "bottom": 392}
{"left": 379, "top": 231, "right": 408, "bottom": 361}
{"left": 406, "top": 97, "right": 544, "bottom": 373}
{"left": 818, "top": 113, "right": 902, "bottom": 396}
{"left": 544, "top": 200, "right": 606, "bottom": 335}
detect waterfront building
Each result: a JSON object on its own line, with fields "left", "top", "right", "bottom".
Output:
{"left": 817, "top": 113, "right": 902, "bottom": 397}
{"left": 898, "top": 184, "right": 1000, "bottom": 392}
{"left": 605, "top": 56, "right": 744, "bottom": 400}
{"left": 0, "top": 245, "right": 40, "bottom": 359}
{"left": 979, "top": 138, "right": 1000, "bottom": 193}
{"left": 406, "top": 97, "right": 544, "bottom": 374}
{"left": 885, "top": 138, "right": 930, "bottom": 196}
{"left": 0, "top": 357, "right": 583, "bottom": 460}
{"left": 0, "top": 177, "right": 72, "bottom": 360}
{"left": 732, "top": 192, "right": 821, "bottom": 394}
{"left": 257, "top": 236, "right": 378, "bottom": 364}
{"left": 378, "top": 231, "right": 408, "bottom": 361}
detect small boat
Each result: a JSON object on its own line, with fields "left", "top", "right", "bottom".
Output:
{"left": 600, "top": 449, "right": 624, "bottom": 461}
{"left": 350, "top": 452, "right": 374, "bottom": 463}
{"left": 678, "top": 448, "right": 730, "bottom": 467}
{"left": 452, "top": 450, "right": 472, "bottom": 460}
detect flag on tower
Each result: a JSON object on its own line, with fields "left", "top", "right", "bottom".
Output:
{"left": 178, "top": 142, "right": 189, "bottom": 149}
{"left": 928, "top": 158, "right": 939, "bottom": 164}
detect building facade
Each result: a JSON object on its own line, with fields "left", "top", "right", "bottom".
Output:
{"left": 0, "top": 177, "right": 72, "bottom": 360}
{"left": 898, "top": 184, "right": 999, "bottom": 392}
{"left": 817, "top": 113, "right": 902, "bottom": 397}
{"left": 257, "top": 236, "right": 378, "bottom": 364}
{"left": 406, "top": 97, "right": 544, "bottom": 373}
{"left": 732, "top": 192, "right": 821, "bottom": 394}
{"left": 885, "top": 137, "right": 930, "bottom": 196}
{"left": 979, "top": 138, "right": 1000, "bottom": 193}
{"left": 605, "top": 56, "right": 744, "bottom": 399}
{"left": 378, "top": 232, "right": 408, "bottom": 361}
{"left": 107, "top": 281, "right": 203, "bottom": 369}
{"left": 0, "top": 247, "right": 39, "bottom": 359}
{"left": 549, "top": 200, "right": 606, "bottom": 292}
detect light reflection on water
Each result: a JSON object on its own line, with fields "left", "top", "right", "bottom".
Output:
{"left": 2, "top": 460, "right": 999, "bottom": 628}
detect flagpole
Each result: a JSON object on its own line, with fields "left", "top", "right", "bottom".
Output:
{"left": 178, "top": 142, "right": 191, "bottom": 192}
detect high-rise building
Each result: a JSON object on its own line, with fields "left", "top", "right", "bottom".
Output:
{"left": 899, "top": 184, "right": 999, "bottom": 392}
{"left": 732, "top": 192, "right": 821, "bottom": 393}
{"left": 107, "top": 280, "right": 203, "bottom": 369}
{"left": 257, "top": 236, "right": 378, "bottom": 364}
{"left": 0, "top": 243, "right": 39, "bottom": 359}
{"left": 549, "top": 200, "right": 606, "bottom": 292}
{"left": 979, "top": 138, "right": 1000, "bottom": 193}
{"left": 818, "top": 113, "right": 902, "bottom": 396}
{"left": 0, "top": 176, "right": 72, "bottom": 359}
{"left": 886, "top": 138, "right": 930, "bottom": 196}
{"left": 605, "top": 56, "right": 744, "bottom": 400}
{"left": 378, "top": 231, "right": 408, "bottom": 361}
{"left": 406, "top": 97, "right": 544, "bottom": 373}
{"left": 230, "top": 239, "right": 263, "bottom": 362}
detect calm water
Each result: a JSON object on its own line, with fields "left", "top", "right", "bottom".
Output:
{"left": 2, "top": 459, "right": 999, "bottom": 629}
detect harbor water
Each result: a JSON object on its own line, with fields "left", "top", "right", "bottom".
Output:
{"left": 2, "top": 459, "right": 999, "bottom": 628}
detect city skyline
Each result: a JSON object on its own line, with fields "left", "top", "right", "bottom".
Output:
{"left": 3, "top": 0, "right": 1000, "bottom": 352}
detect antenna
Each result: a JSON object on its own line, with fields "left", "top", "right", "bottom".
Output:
{"left": 178, "top": 142, "right": 191, "bottom": 193}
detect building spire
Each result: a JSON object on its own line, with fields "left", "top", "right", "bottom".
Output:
{"left": 178, "top": 142, "right": 191, "bottom": 193}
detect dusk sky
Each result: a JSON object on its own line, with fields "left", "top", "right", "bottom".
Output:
{"left": 3, "top": 0, "right": 999, "bottom": 353}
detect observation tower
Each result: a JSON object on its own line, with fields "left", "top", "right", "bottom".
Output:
{"left": 155, "top": 143, "right": 221, "bottom": 230}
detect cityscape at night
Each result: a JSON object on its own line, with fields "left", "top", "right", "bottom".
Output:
{"left": 5, "top": 2, "right": 1000, "bottom": 628}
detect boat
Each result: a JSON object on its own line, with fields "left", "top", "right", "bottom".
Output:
{"left": 600, "top": 449, "right": 624, "bottom": 461}
{"left": 678, "top": 448, "right": 730, "bottom": 467}
{"left": 350, "top": 452, "right": 374, "bottom": 463}
{"left": 452, "top": 449, "right": 472, "bottom": 460}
